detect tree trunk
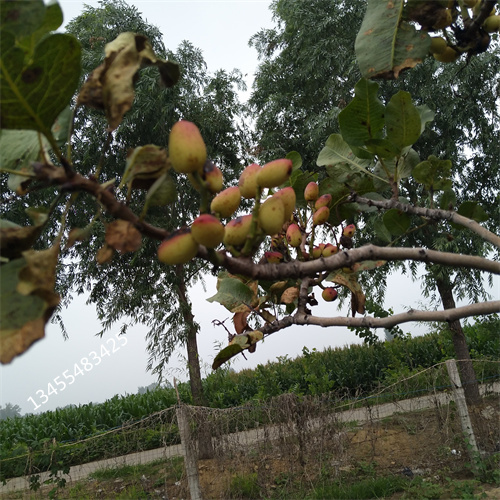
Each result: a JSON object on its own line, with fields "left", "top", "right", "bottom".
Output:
{"left": 176, "top": 265, "right": 214, "bottom": 459}
{"left": 436, "top": 276, "right": 481, "bottom": 406}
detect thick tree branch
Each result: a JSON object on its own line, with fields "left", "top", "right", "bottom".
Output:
{"left": 351, "top": 195, "right": 500, "bottom": 249}
{"left": 261, "top": 300, "right": 500, "bottom": 336}
{"left": 217, "top": 245, "right": 500, "bottom": 280}
{"left": 33, "top": 163, "right": 499, "bottom": 280}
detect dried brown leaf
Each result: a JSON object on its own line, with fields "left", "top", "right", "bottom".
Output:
{"left": 105, "top": 220, "right": 142, "bottom": 253}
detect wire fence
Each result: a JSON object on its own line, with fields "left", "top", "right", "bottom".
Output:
{"left": 1, "top": 359, "right": 499, "bottom": 498}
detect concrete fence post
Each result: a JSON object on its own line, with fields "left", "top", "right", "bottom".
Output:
{"left": 445, "top": 359, "right": 481, "bottom": 467}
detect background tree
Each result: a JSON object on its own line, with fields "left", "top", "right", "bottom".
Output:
{"left": 0, "top": 403, "right": 22, "bottom": 420}
{"left": 248, "top": 0, "right": 499, "bottom": 404}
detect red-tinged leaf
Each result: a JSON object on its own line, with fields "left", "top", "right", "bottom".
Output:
{"left": 233, "top": 309, "right": 250, "bottom": 334}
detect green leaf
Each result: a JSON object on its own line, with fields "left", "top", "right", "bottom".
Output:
{"left": 317, "top": 133, "right": 386, "bottom": 183}
{"left": 16, "top": 0, "right": 64, "bottom": 54}
{"left": 374, "top": 218, "right": 393, "bottom": 243}
{"left": 145, "top": 173, "right": 177, "bottom": 208}
{"left": 365, "top": 138, "right": 401, "bottom": 159}
{"left": 385, "top": 91, "right": 422, "bottom": 150}
{"left": 397, "top": 148, "right": 420, "bottom": 180}
{"left": 383, "top": 208, "right": 411, "bottom": 236}
{"left": 338, "top": 79, "right": 385, "bottom": 147}
{"left": 286, "top": 150, "right": 302, "bottom": 171}
{"left": 416, "top": 104, "right": 435, "bottom": 134}
{"left": 0, "top": 33, "right": 81, "bottom": 133}
{"left": 412, "top": 155, "right": 452, "bottom": 191}
{"left": 212, "top": 343, "right": 245, "bottom": 370}
{"left": 0, "top": 0, "right": 45, "bottom": 39}
{"left": 439, "top": 189, "right": 456, "bottom": 210}
{"left": 457, "top": 202, "right": 488, "bottom": 223}
{"left": 355, "top": 0, "right": 431, "bottom": 79}
{"left": 207, "top": 275, "right": 255, "bottom": 312}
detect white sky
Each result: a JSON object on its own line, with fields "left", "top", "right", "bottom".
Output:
{"left": 1, "top": 0, "right": 497, "bottom": 416}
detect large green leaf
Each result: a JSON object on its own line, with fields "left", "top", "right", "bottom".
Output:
{"left": 207, "top": 275, "right": 256, "bottom": 312}
{"left": 0, "top": 32, "right": 81, "bottom": 132}
{"left": 317, "top": 133, "right": 385, "bottom": 183}
{"left": 0, "top": 0, "right": 45, "bottom": 38}
{"left": 355, "top": 0, "right": 431, "bottom": 79}
{"left": 385, "top": 91, "right": 422, "bottom": 151}
{"left": 338, "top": 79, "right": 385, "bottom": 148}
{"left": 383, "top": 208, "right": 411, "bottom": 236}
{"left": 17, "top": 1, "right": 64, "bottom": 54}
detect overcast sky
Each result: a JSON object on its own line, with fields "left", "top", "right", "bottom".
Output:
{"left": 1, "top": 0, "right": 497, "bottom": 416}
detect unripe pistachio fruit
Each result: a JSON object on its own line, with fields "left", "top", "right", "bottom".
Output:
{"left": 188, "top": 160, "right": 223, "bottom": 194}
{"left": 312, "top": 244, "right": 325, "bottom": 259}
{"left": 322, "top": 243, "right": 338, "bottom": 257}
{"left": 315, "top": 194, "right": 332, "bottom": 209}
{"left": 210, "top": 186, "right": 241, "bottom": 218}
{"left": 158, "top": 229, "right": 199, "bottom": 265}
{"left": 223, "top": 214, "right": 253, "bottom": 247}
{"left": 168, "top": 121, "right": 207, "bottom": 174}
{"left": 286, "top": 223, "right": 302, "bottom": 247}
{"left": 313, "top": 206, "right": 330, "bottom": 226}
{"left": 272, "top": 187, "right": 296, "bottom": 221}
{"left": 304, "top": 182, "right": 319, "bottom": 202}
{"left": 483, "top": 15, "right": 500, "bottom": 33}
{"left": 191, "top": 214, "right": 225, "bottom": 248}
{"left": 429, "top": 37, "right": 447, "bottom": 55}
{"left": 322, "top": 287, "right": 338, "bottom": 302}
{"left": 433, "top": 46, "right": 460, "bottom": 63}
{"left": 259, "top": 197, "right": 286, "bottom": 235}
{"left": 265, "top": 251, "right": 283, "bottom": 263}
{"left": 256, "top": 158, "right": 293, "bottom": 188}
{"left": 238, "top": 163, "right": 261, "bottom": 199}
{"left": 343, "top": 224, "right": 356, "bottom": 237}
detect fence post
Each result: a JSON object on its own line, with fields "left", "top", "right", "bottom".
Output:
{"left": 176, "top": 404, "right": 203, "bottom": 500}
{"left": 445, "top": 359, "right": 480, "bottom": 466}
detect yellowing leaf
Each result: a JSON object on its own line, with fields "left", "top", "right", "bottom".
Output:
{"left": 281, "top": 286, "right": 299, "bottom": 304}
{"left": 212, "top": 330, "right": 263, "bottom": 369}
{"left": 1, "top": 245, "right": 60, "bottom": 364}
{"left": 77, "top": 32, "right": 179, "bottom": 131}
{"left": 105, "top": 220, "right": 142, "bottom": 253}
{"left": 120, "top": 145, "right": 170, "bottom": 190}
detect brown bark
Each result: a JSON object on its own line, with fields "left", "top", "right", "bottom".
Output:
{"left": 176, "top": 265, "right": 214, "bottom": 459}
{"left": 436, "top": 275, "right": 481, "bottom": 406}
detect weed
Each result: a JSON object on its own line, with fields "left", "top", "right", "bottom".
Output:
{"left": 228, "top": 472, "right": 261, "bottom": 499}
{"left": 307, "top": 475, "right": 407, "bottom": 499}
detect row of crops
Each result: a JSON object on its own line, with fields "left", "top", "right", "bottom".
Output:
{"left": 0, "top": 316, "right": 498, "bottom": 480}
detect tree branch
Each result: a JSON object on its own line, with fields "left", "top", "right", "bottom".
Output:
{"left": 217, "top": 245, "right": 500, "bottom": 280}
{"left": 351, "top": 195, "right": 500, "bottom": 249}
{"left": 261, "top": 300, "right": 500, "bottom": 336}
{"left": 33, "top": 162, "right": 169, "bottom": 241}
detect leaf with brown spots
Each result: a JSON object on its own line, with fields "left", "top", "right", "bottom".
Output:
{"left": 355, "top": 0, "right": 431, "bottom": 79}
{"left": 0, "top": 245, "right": 60, "bottom": 364}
